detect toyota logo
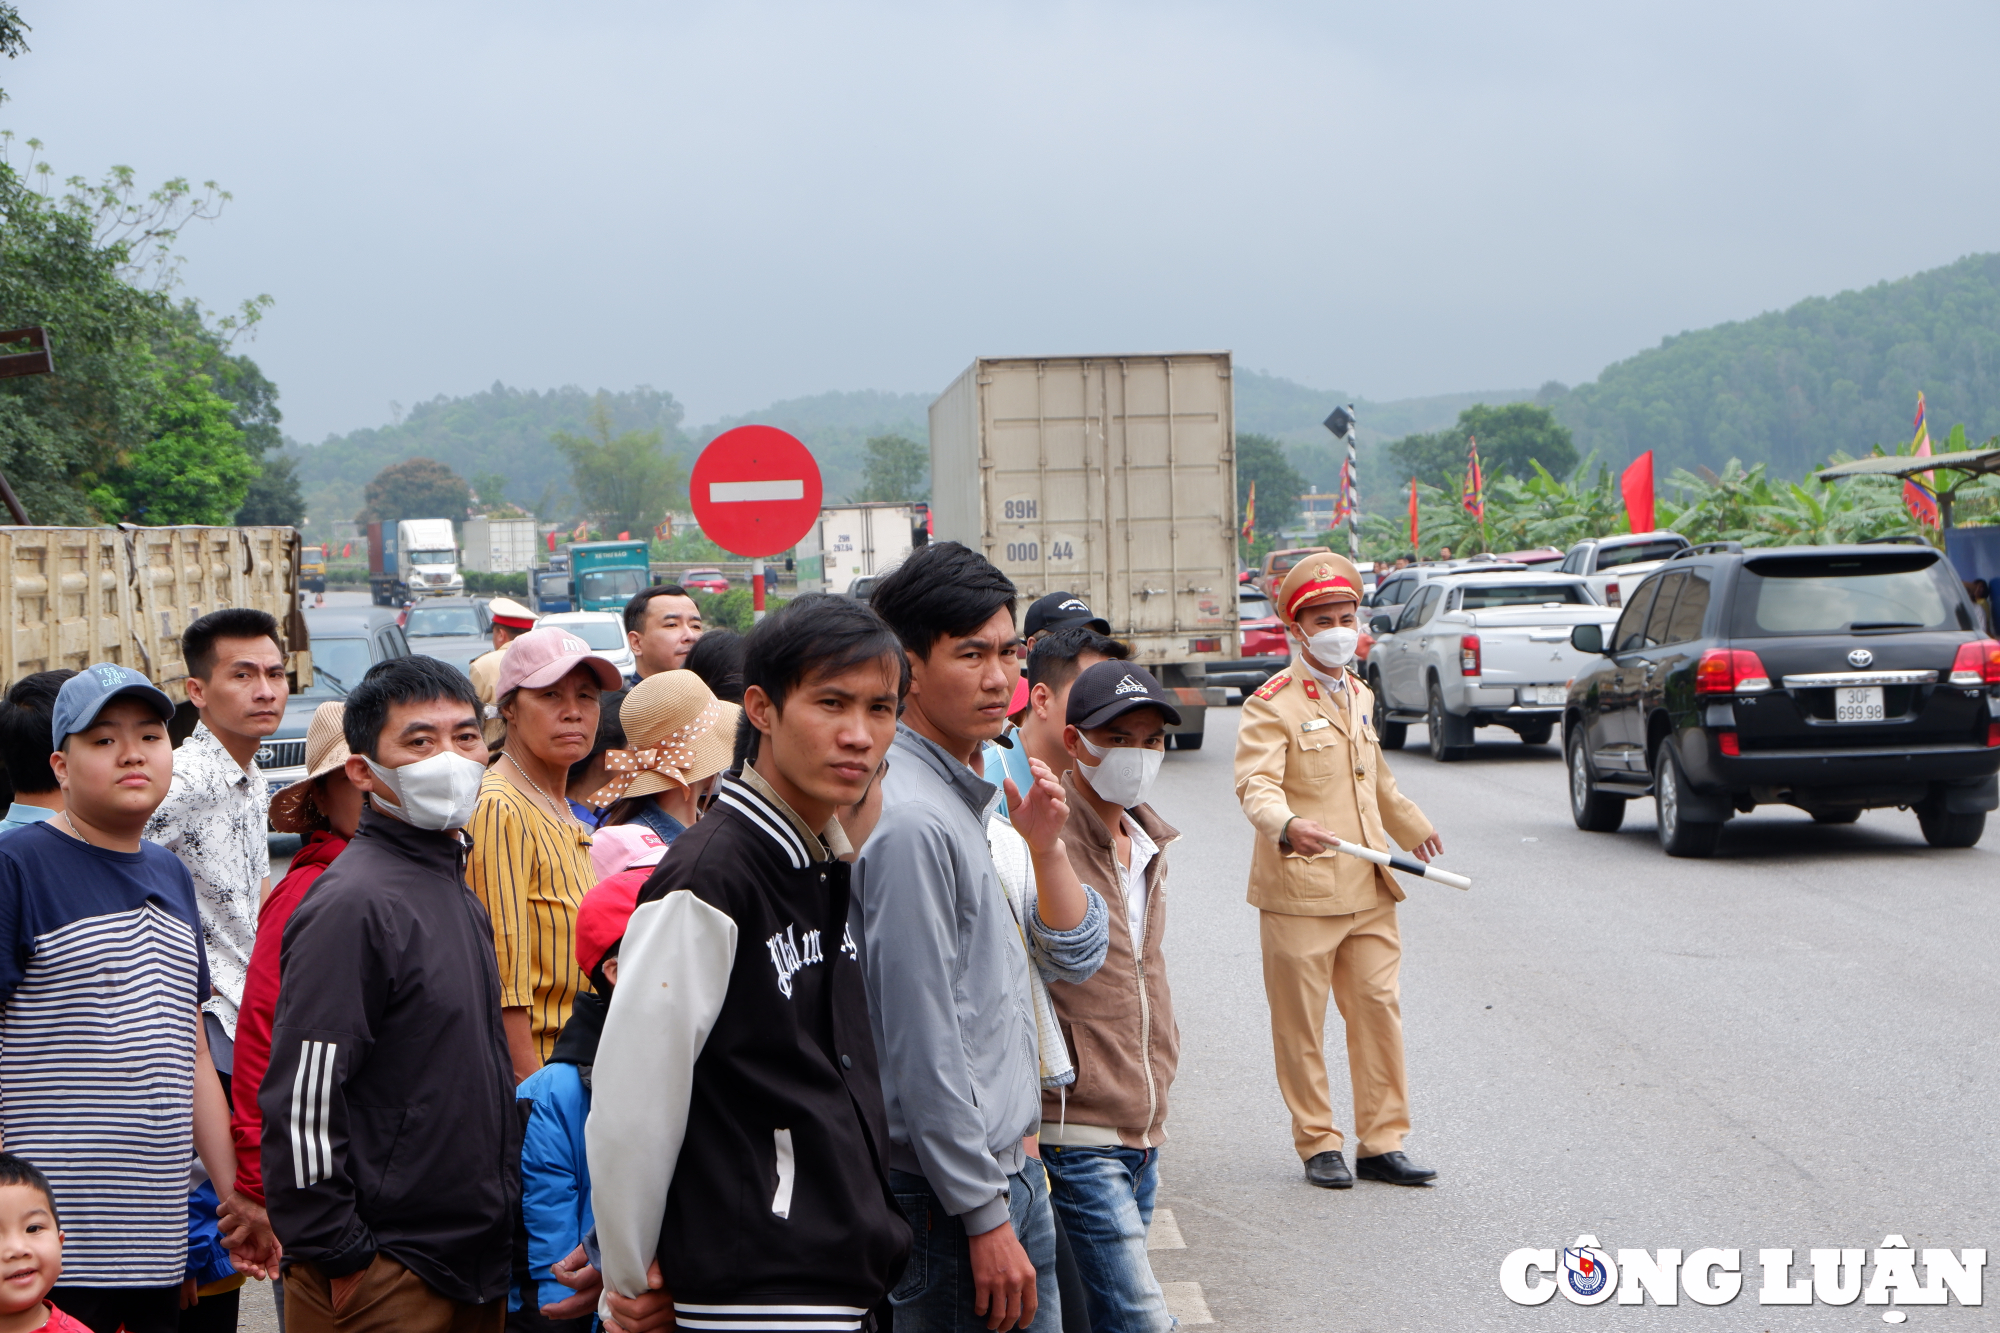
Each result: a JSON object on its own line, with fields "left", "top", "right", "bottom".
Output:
{"left": 256, "top": 745, "right": 276, "bottom": 766}
{"left": 1847, "top": 648, "right": 1874, "bottom": 668}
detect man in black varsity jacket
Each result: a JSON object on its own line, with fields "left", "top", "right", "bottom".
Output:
{"left": 588, "top": 595, "right": 911, "bottom": 1333}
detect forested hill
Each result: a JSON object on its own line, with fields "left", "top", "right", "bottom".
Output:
{"left": 1546, "top": 251, "right": 2000, "bottom": 475}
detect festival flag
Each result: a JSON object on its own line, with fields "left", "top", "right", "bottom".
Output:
{"left": 1240, "top": 481, "right": 1256, "bottom": 541}
{"left": 1408, "top": 477, "right": 1420, "bottom": 551}
{"left": 1903, "top": 392, "right": 1940, "bottom": 527}
{"left": 654, "top": 518, "right": 673, "bottom": 541}
{"left": 1620, "top": 451, "right": 1656, "bottom": 534}
{"left": 571, "top": 519, "right": 590, "bottom": 542}
{"left": 546, "top": 530, "right": 557, "bottom": 552}
{"left": 1462, "top": 435, "right": 1486, "bottom": 520}
{"left": 617, "top": 530, "right": 631, "bottom": 540}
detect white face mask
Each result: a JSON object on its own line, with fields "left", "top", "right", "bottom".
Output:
{"left": 1302, "top": 626, "right": 1360, "bottom": 668}
{"left": 364, "top": 751, "right": 487, "bottom": 830}
{"left": 1075, "top": 735, "right": 1164, "bottom": 808}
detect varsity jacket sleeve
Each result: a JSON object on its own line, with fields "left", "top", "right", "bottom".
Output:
{"left": 586, "top": 889, "right": 737, "bottom": 1301}
{"left": 856, "top": 812, "right": 1013, "bottom": 1236}
{"left": 258, "top": 891, "right": 389, "bottom": 1277}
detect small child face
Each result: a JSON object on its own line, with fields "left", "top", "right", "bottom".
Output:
{"left": 0, "top": 1183, "right": 60, "bottom": 1315}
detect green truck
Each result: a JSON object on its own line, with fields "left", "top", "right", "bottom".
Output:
{"left": 566, "top": 539, "right": 653, "bottom": 613}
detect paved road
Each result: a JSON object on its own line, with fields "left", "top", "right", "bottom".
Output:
{"left": 1146, "top": 706, "right": 1995, "bottom": 1329}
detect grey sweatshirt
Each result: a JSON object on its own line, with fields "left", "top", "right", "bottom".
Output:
{"left": 853, "top": 723, "right": 1109, "bottom": 1235}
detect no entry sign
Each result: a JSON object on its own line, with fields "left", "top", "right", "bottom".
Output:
{"left": 690, "top": 426, "right": 824, "bottom": 558}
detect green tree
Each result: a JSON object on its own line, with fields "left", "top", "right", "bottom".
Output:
{"left": 358, "top": 457, "right": 472, "bottom": 525}
{"left": 1236, "top": 433, "right": 1308, "bottom": 541}
{"left": 471, "top": 470, "right": 512, "bottom": 511}
{"left": 87, "top": 370, "right": 258, "bottom": 524}
{"left": 1387, "top": 402, "right": 1576, "bottom": 494}
{"left": 855, "top": 433, "right": 927, "bottom": 502}
{"left": 553, "top": 395, "right": 687, "bottom": 538}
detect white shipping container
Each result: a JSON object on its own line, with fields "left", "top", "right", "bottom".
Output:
{"left": 463, "top": 517, "right": 541, "bottom": 573}
{"left": 930, "top": 353, "right": 1239, "bottom": 744}
{"left": 799, "top": 503, "right": 927, "bottom": 595}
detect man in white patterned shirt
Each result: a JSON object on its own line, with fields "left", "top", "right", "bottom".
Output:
{"left": 144, "top": 607, "right": 288, "bottom": 1101}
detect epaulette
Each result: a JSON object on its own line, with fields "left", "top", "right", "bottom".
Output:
{"left": 1252, "top": 673, "right": 1291, "bottom": 702}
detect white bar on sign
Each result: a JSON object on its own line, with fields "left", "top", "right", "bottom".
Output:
{"left": 709, "top": 480, "right": 805, "bottom": 503}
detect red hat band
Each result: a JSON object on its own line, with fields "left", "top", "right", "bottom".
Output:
{"left": 1285, "top": 570, "right": 1358, "bottom": 620}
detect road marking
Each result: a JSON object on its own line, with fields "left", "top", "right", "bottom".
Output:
{"left": 709, "top": 480, "right": 805, "bottom": 503}
{"left": 1160, "top": 1282, "right": 1215, "bottom": 1325}
{"left": 1146, "top": 1208, "right": 1186, "bottom": 1250}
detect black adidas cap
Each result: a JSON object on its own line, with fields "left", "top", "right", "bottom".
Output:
{"left": 1065, "top": 659, "right": 1183, "bottom": 731}
{"left": 1025, "top": 591, "right": 1110, "bottom": 638}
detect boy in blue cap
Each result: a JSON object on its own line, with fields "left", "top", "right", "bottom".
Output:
{"left": 0, "top": 665, "right": 262, "bottom": 1332}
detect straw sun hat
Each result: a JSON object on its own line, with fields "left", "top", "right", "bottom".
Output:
{"left": 587, "top": 670, "right": 740, "bottom": 811}
{"left": 269, "top": 702, "right": 352, "bottom": 834}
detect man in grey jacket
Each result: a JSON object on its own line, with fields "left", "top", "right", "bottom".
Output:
{"left": 858, "top": 542, "right": 1110, "bottom": 1333}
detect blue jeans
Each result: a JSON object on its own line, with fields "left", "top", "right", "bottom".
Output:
{"left": 889, "top": 1161, "right": 1063, "bottom": 1332}
{"left": 1042, "top": 1146, "right": 1173, "bottom": 1333}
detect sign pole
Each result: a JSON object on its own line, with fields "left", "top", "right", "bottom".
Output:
{"left": 752, "top": 557, "right": 767, "bottom": 622}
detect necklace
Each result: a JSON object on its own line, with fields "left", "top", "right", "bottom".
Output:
{"left": 60, "top": 811, "right": 98, "bottom": 849}
{"left": 504, "top": 752, "right": 575, "bottom": 826}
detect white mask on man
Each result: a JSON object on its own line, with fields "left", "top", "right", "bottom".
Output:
{"left": 1075, "top": 735, "right": 1164, "bottom": 808}
{"left": 1303, "top": 626, "right": 1360, "bottom": 668}
{"left": 363, "top": 751, "right": 487, "bottom": 830}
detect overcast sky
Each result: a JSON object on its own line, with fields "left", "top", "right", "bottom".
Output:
{"left": 10, "top": 1, "right": 1998, "bottom": 442}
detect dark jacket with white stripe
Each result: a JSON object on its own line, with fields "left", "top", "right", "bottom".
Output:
{"left": 587, "top": 771, "right": 910, "bottom": 1326}
{"left": 260, "top": 808, "right": 520, "bottom": 1302}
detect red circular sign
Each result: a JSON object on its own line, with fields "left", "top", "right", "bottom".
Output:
{"left": 689, "top": 426, "right": 824, "bottom": 558}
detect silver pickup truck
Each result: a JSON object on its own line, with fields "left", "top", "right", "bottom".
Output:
{"left": 1365, "top": 571, "right": 1619, "bottom": 761}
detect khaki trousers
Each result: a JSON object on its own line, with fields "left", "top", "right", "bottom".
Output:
{"left": 285, "top": 1256, "right": 504, "bottom": 1333}
{"left": 1259, "top": 890, "right": 1410, "bottom": 1161}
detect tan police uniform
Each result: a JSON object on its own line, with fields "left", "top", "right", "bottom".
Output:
{"left": 1233, "top": 554, "right": 1436, "bottom": 1163}
{"left": 471, "top": 597, "right": 539, "bottom": 747}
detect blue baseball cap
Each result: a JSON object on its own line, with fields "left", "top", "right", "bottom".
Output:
{"left": 51, "top": 663, "right": 176, "bottom": 748}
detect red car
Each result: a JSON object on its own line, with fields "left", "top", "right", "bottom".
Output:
{"left": 1240, "top": 587, "right": 1288, "bottom": 659}
{"left": 681, "top": 568, "right": 730, "bottom": 595}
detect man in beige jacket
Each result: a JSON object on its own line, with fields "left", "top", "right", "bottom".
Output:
{"left": 1233, "top": 553, "right": 1444, "bottom": 1190}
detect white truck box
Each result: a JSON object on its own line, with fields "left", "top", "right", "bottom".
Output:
{"left": 798, "top": 503, "right": 927, "bottom": 596}
{"left": 930, "top": 353, "right": 1238, "bottom": 746}
{"left": 463, "top": 516, "right": 541, "bottom": 574}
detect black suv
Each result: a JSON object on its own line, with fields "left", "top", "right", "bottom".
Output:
{"left": 1563, "top": 540, "right": 2000, "bottom": 856}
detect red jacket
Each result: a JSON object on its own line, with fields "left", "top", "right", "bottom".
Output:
{"left": 231, "top": 830, "right": 348, "bottom": 1203}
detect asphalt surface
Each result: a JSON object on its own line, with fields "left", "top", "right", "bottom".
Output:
{"left": 1146, "top": 706, "right": 1996, "bottom": 1330}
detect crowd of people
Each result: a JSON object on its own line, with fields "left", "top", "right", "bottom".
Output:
{"left": 0, "top": 540, "right": 1445, "bottom": 1333}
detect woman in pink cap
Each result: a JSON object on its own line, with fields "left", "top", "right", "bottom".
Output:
{"left": 465, "top": 625, "right": 624, "bottom": 1082}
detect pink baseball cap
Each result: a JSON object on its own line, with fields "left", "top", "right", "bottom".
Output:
{"left": 588, "top": 823, "right": 670, "bottom": 883}
{"left": 496, "top": 625, "right": 625, "bottom": 697}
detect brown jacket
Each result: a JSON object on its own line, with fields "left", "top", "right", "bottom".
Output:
{"left": 1040, "top": 771, "right": 1180, "bottom": 1148}
{"left": 1233, "top": 658, "right": 1433, "bottom": 916}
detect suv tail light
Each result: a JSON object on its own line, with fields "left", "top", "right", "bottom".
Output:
{"left": 1606, "top": 581, "right": 1621, "bottom": 608}
{"left": 1989, "top": 723, "right": 2000, "bottom": 749}
{"left": 1459, "top": 634, "right": 1481, "bottom": 676}
{"left": 1695, "top": 648, "right": 1772, "bottom": 695}
{"left": 1949, "top": 639, "right": 2000, "bottom": 685}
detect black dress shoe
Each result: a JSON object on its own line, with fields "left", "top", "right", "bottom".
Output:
{"left": 1355, "top": 1151, "right": 1436, "bottom": 1185}
{"left": 1304, "top": 1151, "right": 1352, "bottom": 1189}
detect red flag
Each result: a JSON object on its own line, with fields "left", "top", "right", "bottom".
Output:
{"left": 1621, "top": 452, "right": 1656, "bottom": 534}
{"left": 1408, "top": 477, "right": 1420, "bottom": 550}
{"left": 546, "top": 530, "right": 557, "bottom": 552}
{"left": 1903, "top": 392, "right": 1940, "bottom": 527}
{"left": 340, "top": 542, "right": 352, "bottom": 558}
{"left": 1239, "top": 481, "right": 1256, "bottom": 541}
{"left": 1462, "top": 435, "right": 1485, "bottom": 520}
{"left": 617, "top": 530, "right": 631, "bottom": 540}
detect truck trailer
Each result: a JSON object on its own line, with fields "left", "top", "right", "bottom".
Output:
{"left": 462, "top": 516, "right": 541, "bottom": 574}
{"left": 929, "top": 353, "right": 1238, "bottom": 748}
{"left": 797, "top": 502, "right": 930, "bottom": 596}
{"left": 368, "top": 518, "right": 463, "bottom": 605}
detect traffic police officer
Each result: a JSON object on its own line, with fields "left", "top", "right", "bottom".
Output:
{"left": 469, "top": 596, "right": 538, "bottom": 747}
{"left": 1232, "top": 553, "right": 1444, "bottom": 1190}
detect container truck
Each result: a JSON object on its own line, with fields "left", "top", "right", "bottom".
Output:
{"left": 462, "top": 516, "right": 541, "bottom": 574}
{"left": 368, "top": 518, "right": 463, "bottom": 605}
{"left": 565, "top": 539, "right": 652, "bottom": 613}
{"left": 797, "top": 502, "right": 930, "bottom": 596}
{"left": 929, "top": 353, "right": 1238, "bottom": 748}
{"left": 0, "top": 524, "right": 310, "bottom": 742}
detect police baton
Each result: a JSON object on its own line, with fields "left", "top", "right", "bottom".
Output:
{"left": 1332, "top": 840, "right": 1471, "bottom": 890}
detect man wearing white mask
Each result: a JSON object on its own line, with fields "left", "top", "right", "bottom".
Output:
{"left": 1039, "top": 661, "right": 1182, "bottom": 1333}
{"left": 1233, "top": 553, "right": 1445, "bottom": 1193}
{"left": 261, "top": 656, "right": 520, "bottom": 1331}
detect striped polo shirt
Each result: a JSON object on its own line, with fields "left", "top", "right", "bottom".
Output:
{"left": 466, "top": 771, "right": 595, "bottom": 1061}
{"left": 0, "top": 821, "right": 210, "bottom": 1285}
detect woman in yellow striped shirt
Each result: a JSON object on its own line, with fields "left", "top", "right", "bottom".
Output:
{"left": 466, "top": 626, "right": 624, "bottom": 1080}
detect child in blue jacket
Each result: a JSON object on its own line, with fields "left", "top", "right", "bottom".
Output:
{"left": 512, "top": 829, "right": 657, "bottom": 1329}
